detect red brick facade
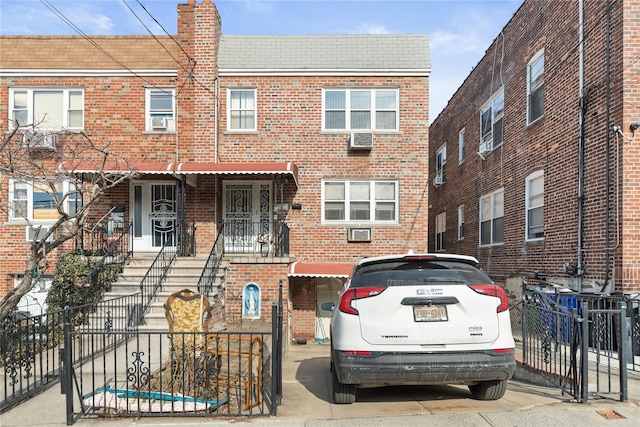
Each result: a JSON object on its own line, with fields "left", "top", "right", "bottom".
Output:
{"left": 429, "top": 0, "right": 639, "bottom": 295}
{"left": 0, "top": 0, "right": 430, "bottom": 340}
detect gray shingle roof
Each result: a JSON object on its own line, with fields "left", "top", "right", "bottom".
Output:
{"left": 218, "top": 34, "right": 430, "bottom": 74}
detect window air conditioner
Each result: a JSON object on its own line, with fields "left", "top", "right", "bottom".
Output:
{"left": 348, "top": 227, "right": 372, "bottom": 242}
{"left": 349, "top": 132, "right": 374, "bottom": 149}
{"left": 433, "top": 175, "right": 444, "bottom": 186}
{"left": 151, "top": 117, "right": 167, "bottom": 130}
{"left": 27, "top": 226, "right": 54, "bottom": 243}
{"left": 22, "top": 131, "right": 57, "bottom": 150}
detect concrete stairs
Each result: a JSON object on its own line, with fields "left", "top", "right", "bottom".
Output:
{"left": 99, "top": 253, "right": 227, "bottom": 332}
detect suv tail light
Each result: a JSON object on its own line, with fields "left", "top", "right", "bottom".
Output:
{"left": 338, "top": 287, "right": 386, "bottom": 315}
{"left": 469, "top": 284, "right": 509, "bottom": 313}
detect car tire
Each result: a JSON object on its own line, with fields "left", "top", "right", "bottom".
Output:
{"left": 332, "top": 370, "right": 356, "bottom": 404}
{"left": 468, "top": 379, "right": 507, "bottom": 400}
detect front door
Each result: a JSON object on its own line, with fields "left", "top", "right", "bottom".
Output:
{"left": 131, "top": 181, "right": 177, "bottom": 252}
{"left": 223, "top": 181, "right": 272, "bottom": 254}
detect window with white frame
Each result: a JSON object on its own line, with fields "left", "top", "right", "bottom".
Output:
{"left": 146, "top": 88, "right": 175, "bottom": 131}
{"left": 457, "top": 205, "right": 465, "bottom": 240}
{"left": 527, "top": 50, "right": 544, "bottom": 124}
{"left": 15, "top": 274, "right": 52, "bottom": 317}
{"left": 323, "top": 88, "right": 398, "bottom": 131}
{"left": 480, "top": 90, "right": 504, "bottom": 153}
{"left": 9, "top": 180, "right": 81, "bottom": 222}
{"left": 479, "top": 189, "right": 504, "bottom": 246}
{"left": 458, "top": 128, "right": 466, "bottom": 164}
{"left": 435, "top": 144, "right": 446, "bottom": 185}
{"left": 228, "top": 88, "right": 256, "bottom": 131}
{"left": 322, "top": 180, "right": 397, "bottom": 223}
{"left": 9, "top": 88, "right": 83, "bottom": 130}
{"left": 526, "top": 171, "right": 544, "bottom": 240}
{"left": 435, "top": 212, "right": 446, "bottom": 251}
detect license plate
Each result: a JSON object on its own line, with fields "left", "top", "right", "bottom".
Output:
{"left": 413, "top": 305, "right": 448, "bottom": 322}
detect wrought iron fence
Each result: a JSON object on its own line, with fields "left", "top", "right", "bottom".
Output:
{"left": 1, "top": 293, "right": 143, "bottom": 413}
{"left": 222, "top": 220, "right": 289, "bottom": 257}
{"left": 140, "top": 245, "right": 177, "bottom": 315}
{"left": 63, "top": 306, "right": 283, "bottom": 425}
{"left": 78, "top": 221, "right": 132, "bottom": 257}
{"left": 197, "top": 226, "right": 225, "bottom": 297}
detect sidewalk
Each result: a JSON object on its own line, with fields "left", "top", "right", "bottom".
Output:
{"left": 3, "top": 341, "right": 640, "bottom": 427}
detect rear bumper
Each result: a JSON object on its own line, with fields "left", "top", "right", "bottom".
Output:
{"left": 333, "top": 349, "right": 516, "bottom": 386}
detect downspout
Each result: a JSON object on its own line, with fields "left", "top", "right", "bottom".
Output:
{"left": 577, "top": 0, "right": 585, "bottom": 292}
{"left": 603, "top": 0, "right": 613, "bottom": 294}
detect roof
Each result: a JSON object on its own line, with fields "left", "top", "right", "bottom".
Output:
{"left": 218, "top": 34, "right": 430, "bottom": 75}
{"left": 0, "top": 34, "right": 429, "bottom": 75}
{"left": 288, "top": 262, "right": 355, "bottom": 278}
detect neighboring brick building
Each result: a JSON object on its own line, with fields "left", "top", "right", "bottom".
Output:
{"left": 0, "top": 0, "right": 430, "bottom": 341}
{"left": 429, "top": 0, "right": 639, "bottom": 296}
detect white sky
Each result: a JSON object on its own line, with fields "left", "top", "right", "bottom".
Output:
{"left": 0, "top": 0, "right": 523, "bottom": 122}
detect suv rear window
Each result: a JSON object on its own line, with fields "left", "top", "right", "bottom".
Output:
{"left": 350, "top": 260, "right": 492, "bottom": 288}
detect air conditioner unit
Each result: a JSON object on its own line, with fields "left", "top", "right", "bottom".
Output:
{"left": 433, "top": 175, "right": 444, "bottom": 186}
{"left": 151, "top": 117, "right": 167, "bottom": 130}
{"left": 350, "top": 132, "right": 374, "bottom": 149}
{"left": 22, "top": 131, "right": 57, "bottom": 150}
{"left": 348, "top": 227, "right": 372, "bottom": 242}
{"left": 26, "top": 226, "right": 54, "bottom": 243}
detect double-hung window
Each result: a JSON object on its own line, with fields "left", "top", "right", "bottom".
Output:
{"left": 228, "top": 88, "right": 256, "bottom": 131}
{"left": 322, "top": 180, "right": 398, "bottom": 223}
{"left": 458, "top": 128, "right": 466, "bottom": 164}
{"left": 479, "top": 189, "right": 504, "bottom": 246}
{"left": 457, "top": 205, "right": 465, "bottom": 240}
{"left": 435, "top": 212, "right": 446, "bottom": 251}
{"left": 527, "top": 50, "right": 545, "bottom": 124}
{"left": 480, "top": 90, "right": 504, "bottom": 153}
{"left": 146, "top": 88, "right": 175, "bottom": 131}
{"left": 526, "top": 171, "right": 544, "bottom": 240}
{"left": 9, "top": 88, "right": 83, "bottom": 130}
{"left": 9, "top": 180, "right": 81, "bottom": 222}
{"left": 323, "top": 88, "right": 398, "bottom": 131}
{"left": 435, "top": 144, "right": 446, "bottom": 185}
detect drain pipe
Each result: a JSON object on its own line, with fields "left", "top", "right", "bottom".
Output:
{"left": 576, "top": 0, "right": 585, "bottom": 292}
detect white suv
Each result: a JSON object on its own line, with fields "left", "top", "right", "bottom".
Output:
{"left": 327, "top": 253, "right": 516, "bottom": 404}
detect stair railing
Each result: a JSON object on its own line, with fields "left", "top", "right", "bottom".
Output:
{"left": 139, "top": 244, "right": 177, "bottom": 314}
{"left": 197, "top": 224, "right": 225, "bottom": 297}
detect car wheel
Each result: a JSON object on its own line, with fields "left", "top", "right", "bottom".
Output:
{"left": 468, "top": 379, "right": 507, "bottom": 400}
{"left": 332, "top": 369, "right": 356, "bottom": 404}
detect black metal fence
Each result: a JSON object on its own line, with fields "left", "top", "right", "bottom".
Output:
{"left": 222, "top": 220, "right": 289, "bottom": 257}
{"left": 521, "top": 282, "right": 638, "bottom": 402}
{"left": 63, "top": 306, "right": 283, "bottom": 425}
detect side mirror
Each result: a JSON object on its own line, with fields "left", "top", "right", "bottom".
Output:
{"left": 321, "top": 302, "right": 335, "bottom": 311}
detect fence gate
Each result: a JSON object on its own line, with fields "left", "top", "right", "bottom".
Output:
{"left": 521, "top": 284, "right": 632, "bottom": 403}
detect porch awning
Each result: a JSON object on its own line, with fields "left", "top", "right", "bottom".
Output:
{"left": 288, "top": 262, "right": 354, "bottom": 278}
{"left": 59, "top": 160, "right": 299, "bottom": 186}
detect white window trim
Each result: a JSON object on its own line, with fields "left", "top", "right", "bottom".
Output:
{"left": 227, "top": 88, "right": 257, "bottom": 132}
{"left": 527, "top": 49, "right": 545, "bottom": 126}
{"left": 479, "top": 89, "right": 504, "bottom": 154}
{"left": 9, "top": 179, "right": 79, "bottom": 224}
{"left": 321, "top": 179, "right": 399, "bottom": 224}
{"left": 457, "top": 204, "right": 465, "bottom": 240}
{"left": 458, "top": 128, "right": 466, "bottom": 164}
{"left": 435, "top": 144, "right": 446, "bottom": 184}
{"left": 9, "top": 87, "right": 84, "bottom": 130}
{"left": 479, "top": 188, "right": 504, "bottom": 247}
{"left": 145, "top": 88, "right": 176, "bottom": 132}
{"left": 435, "top": 211, "right": 446, "bottom": 251}
{"left": 525, "top": 170, "right": 544, "bottom": 241}
{"left": 321, "top": 88, "right": 400, "bottom": 132}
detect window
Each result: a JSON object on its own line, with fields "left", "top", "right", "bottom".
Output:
{"left": 146, "top": 88, "right": 175, "bottom": 131}
{"left": 526, "top": 171, "right": 544, "bottom": 240}
{"left": 458, "top": 128, "right": 466, "bottom": 164}
{"left": 323, "top": 88, "right": 398, "bottom": 131}
{"left": 9, "top": 180, "right": 81, "bottom": 222}
{"left": 435, "top": 144, "right": 446, "bottom": 185}
{"left": 228, "top": 89, "right": 256, "bottom": 131}
{"left": 479, "top": 189, "right": 504, "bottom": 246}
{"left": 527, "top": 50, "right": 544, "bottom": 124}
{"left": 457, "top": 205, "right": 465, "bottom": 240}
{"left": 15, "top": 275, "right": 52, "bottom": 317}
{"left": 435, "top": 212, "right": 446, "bottom": 251}
{"left": 322, "top": 180, "right": 398, "bottom": 223}
{"left": 480, "top": 90, "right": 504, "bottom": 153}
{"left": 9, "top": 88, "right": 83, "bottom": 130}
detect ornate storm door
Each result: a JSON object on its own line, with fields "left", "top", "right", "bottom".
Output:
{"left": 223, "top": 181, "right": 271, "bottom": 253}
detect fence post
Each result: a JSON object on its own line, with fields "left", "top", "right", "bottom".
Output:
{"left": 619, "top": 301, "right": 629, "bottom": 402}
{"left": 271, "top": 305, "right": 278, "bottom": 416}
{"left": 579, "top": 304, "right": 589, "bottom": 403}
{"left": 62, "top": 324, "right": 75, "bottom": 425}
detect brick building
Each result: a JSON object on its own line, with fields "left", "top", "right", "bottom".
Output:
{"left": 0, "top": 0, "right": 430, "bottom": 341}
{"left": 429, "top": 0, "right": 639, "bottom": 296}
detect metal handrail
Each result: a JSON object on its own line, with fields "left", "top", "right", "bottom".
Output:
{"left": 81, "top": 222, "right": 132, "bottom": 287}
{"left": 222, "top": 220, "right": 289, "bottom": 257}
{"left": 197, "top": 225, "right": 225, "bottom": 297}
{"left": 139, "top": 244, "right": 177, "bottom": 314}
